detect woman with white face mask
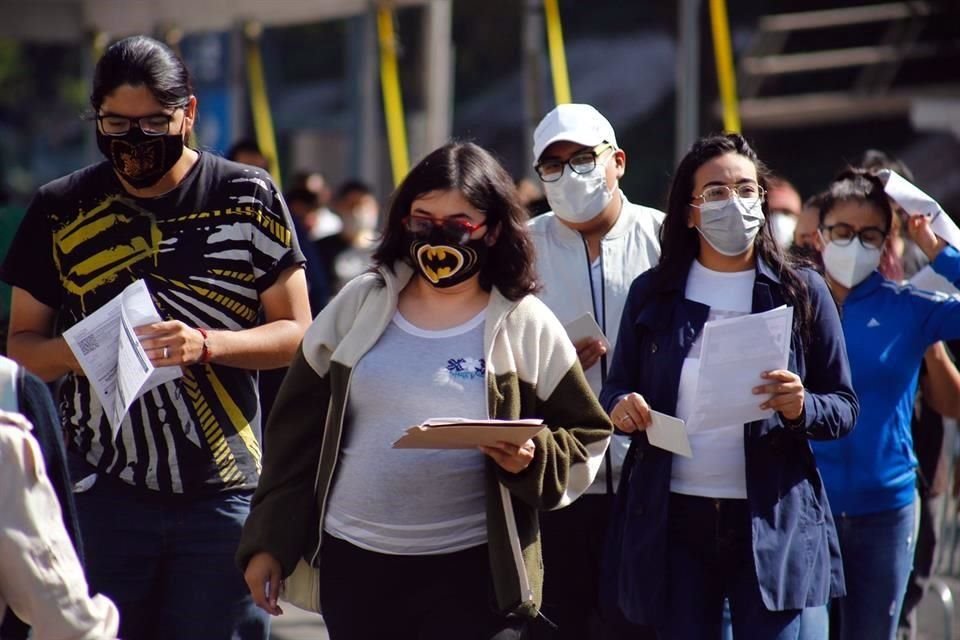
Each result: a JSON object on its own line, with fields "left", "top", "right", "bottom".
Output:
{"left": 809, "top": 169, "right": 960, "bottom": 640}
{"left": 599, "top": 134, "right": 858, "bottom": 639}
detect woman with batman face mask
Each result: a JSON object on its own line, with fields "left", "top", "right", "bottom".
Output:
{"left": 600, "top": 133, "right": 858, "bottom": 639}
{"left": 808, "top": 168, "right": 960, "bottom": 640}
{"left": 238, "top": 142, "right": 613, "bottom": 639}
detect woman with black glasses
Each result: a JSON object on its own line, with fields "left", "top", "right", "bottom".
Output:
{"left": 0, "top": 35, "right": 311, "bottom": 639}
{"left": 237, "top": 141, "right": 613, "bottom": 640}
{"left": 809, "top": 168, "right": 960, "bottom": 640}
{"left": 599, "top": 133, "right": 858, "bottom": 639}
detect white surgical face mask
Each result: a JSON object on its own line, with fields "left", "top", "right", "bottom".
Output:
{"left": 543, "top": 161, "right": 613, "bottom": 224}
{"left": 769, "top": 211, "right": 798, "bottom": 249}
{"left": 695, "top": 197, "right": 764, "bottom": 256}
{"left": 822, "top": 239, "right": 881, "bottom": 289}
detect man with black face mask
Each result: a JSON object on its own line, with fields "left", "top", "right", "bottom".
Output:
{"left": 0, "top": 36, "right": 311, "bottom": 639}
{"left": 527, "top": 104, "right": 662, "bottom": 640}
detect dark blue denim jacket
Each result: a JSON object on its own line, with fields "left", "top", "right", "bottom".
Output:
{"left": 598, "top": 258, "right": 859, "bottom": 625}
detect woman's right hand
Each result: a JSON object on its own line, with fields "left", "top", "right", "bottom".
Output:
{"left": 244, "top": 551, "right": 284, "bottom": 616}
{"left": 610, "top": 393, "right": 653, "bottom": 433}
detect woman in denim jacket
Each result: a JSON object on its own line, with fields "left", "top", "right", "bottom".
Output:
{"left": 599, "top": 134, "right": 859, "bottom": 640}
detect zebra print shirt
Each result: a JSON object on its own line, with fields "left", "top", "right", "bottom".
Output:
{"left": 1, "top": 152, "right": 305, "bottom": 493}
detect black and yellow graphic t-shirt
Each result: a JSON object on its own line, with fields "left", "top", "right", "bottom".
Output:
{"left": 0, "top": 153, "right": 305, "bottom": 494}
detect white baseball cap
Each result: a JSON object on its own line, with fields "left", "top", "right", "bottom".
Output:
{"left": 532, "top": 104, "right": 618, "bottom": 164}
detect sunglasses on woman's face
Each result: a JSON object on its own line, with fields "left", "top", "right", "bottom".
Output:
{"left": 402, "top": 215, "right": 487, "bottom": 244}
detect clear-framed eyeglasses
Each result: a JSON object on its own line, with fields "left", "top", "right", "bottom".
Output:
{"left": 96, "top": 107, "right": 184, "bottom": 137}
{"left": 691, "top": 183, "right": 766, "bottom": 207}
{"left": 535, "top": 143, "right": 613, "bottom": 183}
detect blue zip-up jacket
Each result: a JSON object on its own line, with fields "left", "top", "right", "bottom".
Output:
{"left": 812, "top": 245, "right": 960, "bottom": 517}
{"left": 598, "top": 257, "right": 859, "bottom": 625}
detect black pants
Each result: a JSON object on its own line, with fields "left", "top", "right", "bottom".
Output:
{"left": 533, "top": 494, "right": 657, "bottom": 640}
{"left": 319, "top": 534, "right": 527, "bottom": 640}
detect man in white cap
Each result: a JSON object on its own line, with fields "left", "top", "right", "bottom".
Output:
{"left": 528, "top": 103, "right": 662, "bottom": 639}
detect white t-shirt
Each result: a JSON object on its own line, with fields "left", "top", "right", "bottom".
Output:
{"left": 324, "top": 310, "right": 488, "bottom": 555}
{"left": 670, "top": 260, "right": 755, "bottom": 499}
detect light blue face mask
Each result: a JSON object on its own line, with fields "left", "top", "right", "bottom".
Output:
{"left": 695, "top": 197, "right": 765, "bottom": 256}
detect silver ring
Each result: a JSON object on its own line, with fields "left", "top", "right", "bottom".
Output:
{"left": 162, "top": 346, "right": 169, "bottom": 359}
{"left": 620, "top": 414, "right": 631, "bottom": 424}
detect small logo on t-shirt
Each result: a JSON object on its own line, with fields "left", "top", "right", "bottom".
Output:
{"left": 434, "top": 357, "right": 486, "bottom": 390}
{"left": 867, "top": 318, "right": 881, "bottom": 328}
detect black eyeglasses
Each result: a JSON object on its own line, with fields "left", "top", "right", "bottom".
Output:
{"left": 820, "top": 223, "right": 888, "bottom": 249}
{"left": 97, "top": 107, "right": 183, "bottom": 136}
{"left": 535, "top": 143, "right": 613, "bottom": 183}
{"left": 402, "top": 216, "right": 487, "bottom": 244}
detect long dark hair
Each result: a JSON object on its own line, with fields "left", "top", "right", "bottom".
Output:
{"left": 91, "top": 36, "right": 193, "bottom": 110}
{"left": 373, "top": 142, "right": 539, "bottom": 301}
{"left": 658, "top": 133, "right": 812, "bottom": 339}
{"left": 818, "top": 168, "right": 893, "bottom": 231}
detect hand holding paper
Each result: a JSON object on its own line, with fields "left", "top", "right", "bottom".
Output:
{"left": 63, "top": 279, "right": 182, "bottom": 438}
{"left": 564, "top": 313, "right": 610, "bottom": 371}
{"left": 881, "top": 169, "right": 960, "bottom": 251}
{"left": 647, "top": 411, "right": 692, "bottom": 458}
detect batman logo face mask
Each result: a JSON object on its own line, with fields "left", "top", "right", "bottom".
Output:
{"left": 408, "top": 230, "right": 488, "bottom": 288}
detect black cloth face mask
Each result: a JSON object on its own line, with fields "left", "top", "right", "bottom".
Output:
{"left": 96, "top": 124, "right": 185, "bottom": 190}
{"left": 407, "top": 228, "right": 489, "bottom": 289}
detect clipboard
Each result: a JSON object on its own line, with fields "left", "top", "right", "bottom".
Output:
{"left": 392, "top": 418, "right": 545, "bottom": 450}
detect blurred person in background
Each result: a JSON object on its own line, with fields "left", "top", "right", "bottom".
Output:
{"left": 0, "top": 36, "right": 311, "bottom": 639}
{"left": 227, "top": 139, "right": 271, "bottom": 171}
{"left": 515, "top": 177, "right": 550, "bottom": 218}
{"left": 286, "top": 171, "right": 342, "bottom": 246}
{"left": 325, "top": 179, "right": 381, "bottom": 290}
{"left": 809, "top": 168, "right": 960, "bottom": 640}
{"left": 526, "top": 103, "right": 662, "bottom": 640}
{"left": 791, "top": 193, "right": 827, "bottom": 269}
{"left": 766, "top": 176, "right": 802, "bottom": 250}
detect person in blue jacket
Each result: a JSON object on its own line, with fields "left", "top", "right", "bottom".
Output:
{"left": 599, "top": 133, "right": 859, "bottom": 640}
{"left": 808, "top": 168, "right": 960, "bottom": 640}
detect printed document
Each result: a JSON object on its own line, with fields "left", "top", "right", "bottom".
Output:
{"left": 689, "top": 306, "right": 793, "bottom": 428}
{"left": 63, "top": 279, "right": 182, "bottom": 437}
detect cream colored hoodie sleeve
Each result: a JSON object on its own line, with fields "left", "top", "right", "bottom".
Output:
{"left": 0, "top": 411, "right": 119, "bottom": 640}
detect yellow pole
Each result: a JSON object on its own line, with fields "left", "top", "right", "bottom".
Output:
{"left": 243, "top": 23, "right": 282, "bottom": 183}
{"left": 543, "top": 0, "right": 572, "bottom": 105}
{"left": 376, "top": 5, "right": 410, "bottom": 186}
{"left": 708, "top": 0, "right": 741, "bottom": 133}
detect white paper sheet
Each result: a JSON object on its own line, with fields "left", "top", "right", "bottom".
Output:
{"left": 689, "top": 306, "right": 793, "bottom": 428}
{"left": 563, "top": 312, "right": 611, "bottom": 351}
{"left": 63, "top": 279, "right": 182, "bottom": 437}
{"left": 646, "top": 410, "right": 692, "bottom": 458}
{"left": 880, "top": 169, "right": 960, "bottom": 250}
